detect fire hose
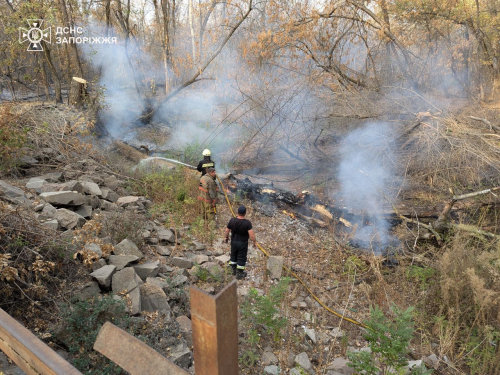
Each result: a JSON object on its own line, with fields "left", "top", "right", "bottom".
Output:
{"left": 216, "top": 175, "right": 370, "bottom": 330}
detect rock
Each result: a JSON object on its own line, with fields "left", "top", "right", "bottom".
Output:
{"left": 41, "top": 219, "right": 59, "bottom": 230}
{"left": 112, "top": 267, "right": 143, "bottom": 294}
{"left": 113, "top": 239, "right": 144, "bottom": 259}
{"left": 328, "top": 357, "right": 349, "bottom": 372}
{"left": 304, "top": 328, "right": 317, "bottom": 345}
{"left": 407, "top": 360, "right": 423, "bottom": 370}
{"left": 109, "top": 255, "right": 139, "bottom": 271}
{"left": 127, "top": 287, "right": 141, "bottom": 315}
{"left": 75, "top": 281, "right": 101, "bottom": 301}
{"left": 92, "top": 259, "right": 107, "bottom": 271}
{"left": 75, "top": 205, "right": 93, "bottom": 219}
{"left": 139, "top": 283, "right": 171, "bottom": 314}
{"left": 171, "top": 257, "right": 193, "bottom": 269}
{"left": 187, "top": 241, "right": 206, "bottom": 251}
{"left": 40, "top": 191, "right": 85, "bottom": 206}
{"left": 214, "top": 254, "right": 230, "bottom": 264}
{"left": 18, "top": 155, "right": 38, "bottom": 166}
{"left": 90, "top": 265, "right": 117, "bottom": 289}
{"left": 85, "top": 243, "right": 102, "bottom": 257}
{"left": 157, "top": 227, "right": 176, "bottom": 244}
{"left": 168, "top": 342, "right": 192, "bottom": 368}
{"left": 59, "top": 181, "right": 84, "bottom": 194}
{"left": 267, "top": 256, "right": 283, "bottom": 279}
{"left": 155, "top": 245, "right": 171, "bottom": 256}
{"left": 104, "top": 175, "right": 120, "bottom": 190}
{"left": 100, "top": 188, "right": 119, "bottom": 202}
{"left": 117, "top": 196, "right": 140, "bottom": 207}
{"left": 99, "top": 199, "right": 118, "bottom": 211}
{"left": 262, "top": 351, "right": 279, "bottom": 366}
{"left": 0, "top": 180, "right": 30, "bottom": 204}
{"left": 295, "top": 352, "right": 313, "bottom": 374}
{"left": 201, "top": 262, "right": 223, "bottom": 277}
{"left": 423, "top": 354, "right": 439, "bottom": 369}
{"left": 171, "top": 274, "right": 188, "bottom": 286}
{"left": 26, "top": 178, "right": 47, "bottom": 189}
{"left": 146, "top": 277, "right": 170, "bottom": 294}
{"left": 264, "top": 365, "right": 280, "bottom": 375}
{"left": 192, "top": 254, "right": 209, "bottom": 265}
{"left": 80, "top": 181, "right": 102, "bottom": 196}
{"left": 42, "top": 203, "right": 57, "bottom": 217}
{"left": 85, "top": 195, "right": 101, "bottom": 209}
{"left": 40, "top": 172, "right": 63, "bottom": 182}
{"left": 133, "top": 261, "right": 160, "bottom": 281}
{"left": 290, "top": 369, "right": 303, "bottom": 375}
{"left": 176, "top": 316, "right": 192, "bottom": 332}
{"left": 330, "top": 327, "right": 345, "bottom": 339}
{"left": 34, "top": 203, "right": 44, "bottom": 211}
{"left": 54, "top": 209, "right": 86, "bottom": 229}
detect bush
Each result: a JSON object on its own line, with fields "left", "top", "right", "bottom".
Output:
{"left": 54, "top": 295, "right": 129, "bottom": 374}
{"left": 241, "top": 278, "right": 291, "bottom": 342}
{"left": 0, "top": 105, "right": 27, "bottom": 172}
{"left": 347, "top": 304, "right": 432, "bottom": 375}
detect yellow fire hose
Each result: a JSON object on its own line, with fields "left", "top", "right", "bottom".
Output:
{"left": 216, "top": 175, "right": 369, "bottom": 330}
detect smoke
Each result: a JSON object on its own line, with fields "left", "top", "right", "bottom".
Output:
{"left": 337, "top": 122, "right": 400, "bottom": 252}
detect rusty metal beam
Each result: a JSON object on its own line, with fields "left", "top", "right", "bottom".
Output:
{"left": 0, "top": 308, "right": 81, "bottom": 375}
{"left": 190, "top": 280, "right": 239, "bottom": 375}
{"left": 94, "top": 322, "right": 189, "bottom": 375}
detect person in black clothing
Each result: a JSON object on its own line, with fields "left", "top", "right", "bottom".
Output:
{"left": 224, "top": 205, "right": 256, "bottom": 280}
{"left": 197, "top": 149, "right": 215, "bottom": 176}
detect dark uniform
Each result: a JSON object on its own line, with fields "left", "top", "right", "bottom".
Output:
{"left": 227, "top": 216, "right": 252, "bottom": 277}
{"left": 197, "top": 157, "right": 215, "bottom": 176}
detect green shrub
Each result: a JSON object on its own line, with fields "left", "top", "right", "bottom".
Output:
{"left": 54, "top": 295, "right": 129, "bottom": 374}
{"left": 347, "top": 304, "right": 432, "bottom": 375}
{"left": 0, "top": 105, "right": 27, "bottom": 172}
{"left": 241, "top": 278, "right": 291, "bottom": 342}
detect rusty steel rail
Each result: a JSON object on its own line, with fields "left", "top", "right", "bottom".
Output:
{"left": 94, "top": 280, "right": 239, "bottom": 375}
{"left": 0, "top": 308, "right": 81, "bottom": 375}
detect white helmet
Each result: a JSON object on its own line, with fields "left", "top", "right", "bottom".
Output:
{"left": 202, "top": 149, "right": 211, "bottom": 156}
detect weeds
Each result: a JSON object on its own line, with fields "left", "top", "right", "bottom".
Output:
{"left": 0, "top": 105, "right": 27, "bottom": 172}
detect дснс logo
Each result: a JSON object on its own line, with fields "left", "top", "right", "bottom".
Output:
{"left": 19, "top": 19, "right": 51, "bottom": 51}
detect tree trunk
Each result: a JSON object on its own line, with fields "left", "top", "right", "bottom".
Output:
{"left": 188, "top": 0, "right": 196, "bottom": 63}
{"left": 42, "top": 41, "right": 62, "bottom": 103}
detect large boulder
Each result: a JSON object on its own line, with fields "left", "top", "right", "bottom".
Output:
{"left": 54, "top": 209, "right": 86, "bottom": 229}
{"left": 139, "top": 283, "right": 170, "bottom": 314}
{"left": 40, "top": 191, "right": 85, "bottom": 206}
{"left": 75, "top": 281, "right": 101, "bottom": 301}
{"left": 113, "top": 239, "right": 144, "bottom": 259}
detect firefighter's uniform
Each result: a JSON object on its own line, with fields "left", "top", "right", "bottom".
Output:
{"left": 198, "top": 174, "right": 218, "bottom": 220}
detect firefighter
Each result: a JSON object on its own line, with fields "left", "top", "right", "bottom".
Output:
{"left": 224, "top": 205, "right": 256, "bottom": 280}
{"left": 198, "top": 167, "right": 218, "bottom": 221}
{"left": 197, "top": 149, "right": 215, "bottom": 176}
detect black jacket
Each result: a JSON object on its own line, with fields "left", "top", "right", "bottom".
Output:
{"left": 197, "top": 157, "right": 215, "bottom": 175}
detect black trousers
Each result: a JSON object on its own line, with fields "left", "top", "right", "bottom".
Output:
{"left": 230, "top": 240, "right": 248, "bottom": 269}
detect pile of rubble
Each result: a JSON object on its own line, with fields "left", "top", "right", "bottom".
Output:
{"left": 0, "top": 158, "right": 232, "bottom": 372}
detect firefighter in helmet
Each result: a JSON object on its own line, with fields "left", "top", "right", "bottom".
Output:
{"left": 198, "top": 167, "right": 218, "bottom": 221}
{"left": 197, "top": 149, "right": 215, "bottom": 176}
